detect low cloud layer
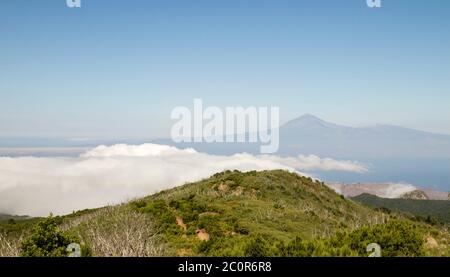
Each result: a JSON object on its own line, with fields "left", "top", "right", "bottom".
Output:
{"left": 0, "top": 143, "right": 367, "bottom": 216}
{"left": 328, "top": 182, "right": 417, "bottom": 198}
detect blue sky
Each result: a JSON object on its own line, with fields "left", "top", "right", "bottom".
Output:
{"left": 0, "top": 0, "right": 449, "bottom": 139}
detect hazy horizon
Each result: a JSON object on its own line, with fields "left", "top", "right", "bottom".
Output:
{"left": 1, "top": 113, "right": 449, "bottom": 142}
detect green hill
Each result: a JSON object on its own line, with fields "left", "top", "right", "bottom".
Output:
{"left": 352, "top": 193, "right": 450, "bottom": 224}
{"left": 129, "top": 169, "right": 380, "bottom": 256}
{"left": 2, "top": 170, "right": 450, "bottom": 257}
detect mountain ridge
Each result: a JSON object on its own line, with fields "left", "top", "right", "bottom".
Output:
{"left": 352, "top": 193, "right": 450, "bottom": 225}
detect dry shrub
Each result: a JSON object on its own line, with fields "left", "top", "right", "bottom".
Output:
{"left": 76, "top": 206, "right": 164, "bottom": 257}
{"left": 0, "top": 232, "right": 21, "bottom": 257}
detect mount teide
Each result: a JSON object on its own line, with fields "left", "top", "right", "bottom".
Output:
{"left": 278, "top": 114, "right": 450, "bottom": 159}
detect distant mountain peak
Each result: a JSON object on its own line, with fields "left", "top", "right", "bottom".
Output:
{"left": 284, "top": 114, "right": 338, "bottom": 128}
{"left": 299, "top": 113, "right": 324, "bottom": 121}
{"left": 287, "top": 113, "right": 323, "bottom": 123}
{"left": 400, "top": 189, "right": 429, "bottom": 200}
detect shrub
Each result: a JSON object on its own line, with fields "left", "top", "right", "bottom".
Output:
{"left": 278, "top": 237, "right": 315, "bottom": 257}
{"left": 340, "top": 220, "right": 425, "bottom": 257}
{"left": 0, "top": 232, "right": 22, "bottom": 257}
{"left": 20, "top": 215, "right": 84, "bottom": 257}
{"left": 73, "top": 206, "right": 162, "bottom": 257}
{"left": 244, "top": 235, "right": 271, "bottom": 257}
{"left": 140, "top": 200, "right": 175, "bottom": 228}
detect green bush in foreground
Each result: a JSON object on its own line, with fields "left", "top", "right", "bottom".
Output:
{"left": 20, "top": 215, "right": 91, "bottom": 257}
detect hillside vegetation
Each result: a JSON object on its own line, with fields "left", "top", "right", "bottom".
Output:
{"left": 0, "top": 214, "right": 31, "bottom": 223}
{"left": 1, "top": 170, "right": 450, "bottom": 257}
{"left": 352, "top": 193, "right": 450, "bottom": 224}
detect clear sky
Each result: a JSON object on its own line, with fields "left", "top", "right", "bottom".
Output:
{"left": 1, "top": 0, "right": 449, "bottom": 139}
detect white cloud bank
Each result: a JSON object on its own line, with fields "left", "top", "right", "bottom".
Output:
{"left": 0, "top": 143, "right": 367, "bottom": 216}
{"left": 328, "top": 182, "right": 417, "bottom": 198}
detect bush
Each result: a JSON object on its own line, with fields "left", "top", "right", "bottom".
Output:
{"left": 74, "top": 207, "right": 162, "bottom": 257}
{"left": 340, "top": 220, "right": 425, "bottom": 257}
{"left": 20, "top": 215, "right": 88, "bottom": 257}
{"left": 0, "top": 232, "right": 21, "bottom": 257}
{"left": 244, "top": 235, "right": 271, "bottom": 257}
{"left": 140, "top": 199, "right": 175, "bottom": 228}
{"left": 278, "top": 237, "right": 315, "bottom": 257}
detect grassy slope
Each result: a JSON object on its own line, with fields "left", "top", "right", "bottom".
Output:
{"left": 352, "top": 193, "right": 450, "bottom": 224}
